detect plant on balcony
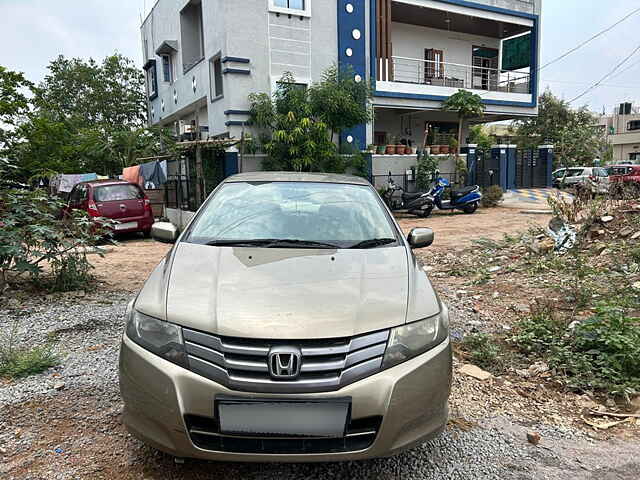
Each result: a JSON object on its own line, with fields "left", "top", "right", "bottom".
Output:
{"left": 442, "top": 89, "right": 485, "bottom": 157}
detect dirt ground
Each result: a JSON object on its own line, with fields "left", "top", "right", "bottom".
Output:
{"left": 91, "top": 207, "right": 551, "bottom": 292}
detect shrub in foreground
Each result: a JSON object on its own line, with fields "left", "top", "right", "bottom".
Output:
{"left": 512, "top": 304, "right": 640, "bottom": 399}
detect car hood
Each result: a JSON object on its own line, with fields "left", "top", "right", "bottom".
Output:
{"left": 136, "top": 242, "right": 423, "bottom": 339}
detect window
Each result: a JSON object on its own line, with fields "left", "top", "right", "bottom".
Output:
{"left": 209, "top": 55, "right": 223, "bottom": 99}
{"left": 70, "top": 185, "right": 87, "bottom": 205}
{"left": 161, "top": 54, "right": 173, "bottom": 83}
{"left": 180, "top": 0, "right": 205, "bottom": 73}
{"left": 144, "top": 60, "right": 158, "bottom": 99}
{"left": 148, "top": 67, "right": 157, "bottom": 96}
{"left": 94, "top": 185, "right": 144, "bottom": 202}
{"left": 274, "top": 0, "right": 305, "bottom": 9}
{"left": 425, "top": 49, "right": 444, "bottom": 80}
{"left": 269, "top": 0, "right": 310, "bottom": 16}
{"left": 628, "top": 120, "right": 640, "bottom": 131}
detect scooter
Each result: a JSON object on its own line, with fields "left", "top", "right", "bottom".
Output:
{"left": 383, "top": 176, "right": 435, "bottom": 218}
{"left": 426, "top": 177, "right": 482, "bottom": 215}
{"left": 383, "top": 174, "right": 482, "bottom": 218}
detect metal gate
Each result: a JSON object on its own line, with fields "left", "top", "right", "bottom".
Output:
{"left": 515, "top": 149, "right": 546, "bottom": 188}
{"left": 470, "top": 150, "right": 500, "bottom": 188}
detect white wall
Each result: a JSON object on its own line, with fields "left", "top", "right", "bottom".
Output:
{"left": 391, "top": 22, "right": 500, "bottom": 67}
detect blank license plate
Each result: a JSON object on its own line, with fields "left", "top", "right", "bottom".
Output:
{"left": 216, "top": 398, "right": 350, "bottom": 437}
{"left": 114, "top": 221, "right": 137, "bottom": 230}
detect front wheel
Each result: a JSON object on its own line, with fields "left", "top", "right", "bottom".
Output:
{"left": 462, "top": 202, "right": 478, "bottom": 214}
{"left": 419, "top": 207, "right": 433, "bottom": 218}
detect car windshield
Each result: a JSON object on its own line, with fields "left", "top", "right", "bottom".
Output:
{"left": 94, "top": 184, "right": 143, "bottom": 202}
{"left": 186, "top": 181, "right": 398, "bottom": 248}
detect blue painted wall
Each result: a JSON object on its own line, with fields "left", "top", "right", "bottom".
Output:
{"left": 338, "top": 0, "right": 367, "bottom": 150}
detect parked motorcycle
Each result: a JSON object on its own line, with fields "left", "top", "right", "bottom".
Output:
{"left": 383, "top": 177, "right": 434, "bottom": 217}
{"left": 383, "top": 174, "right": 482, "bottom": 217}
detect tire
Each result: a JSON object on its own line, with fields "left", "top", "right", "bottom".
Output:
{"left": 463, "top": 202, "right": 478, "bottom": 214}
{"left": 419, "top": 207, "right": 433, "bottom": 218}
{"left": 142, "top": 229, "right": 151, "bottom": 239}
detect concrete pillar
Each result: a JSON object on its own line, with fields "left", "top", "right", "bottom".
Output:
{"left": 224, "top": 146, "right": 239, "bottom": 178}
{"left": 538, "top": 145, "right": 554, "bottom": 187}
{"left": 461, "top": 144, "right": 478, "bottom": 186}
{"left": 490, "top": 144, "right": 518, "bottom": 190}
{"left": 505, "top": 144, "right": 518, "bottom": 190}
{"left": 490, "top": 145, "right": 508, "bottom": 189}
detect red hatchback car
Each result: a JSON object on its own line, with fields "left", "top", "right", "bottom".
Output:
{"left": 65, "top": 180, "right": 154, "bottom": 236}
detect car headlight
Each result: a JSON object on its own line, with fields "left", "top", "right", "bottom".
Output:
{"left": 126, "top": 307, "right": 188, "bottom": 368}
{"left": 383, "top": 304, "right": 449, "bottom": 369}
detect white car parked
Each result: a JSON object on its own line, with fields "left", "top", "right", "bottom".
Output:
{"left": 552, "top": 167, "right": 609, "bottom": 195}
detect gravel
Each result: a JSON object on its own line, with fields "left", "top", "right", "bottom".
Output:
{"left": 1, "top": 294, "right": 638, "bottom": 480}
{"left": 0, "top": 293, "right": 131, "bottom": 406}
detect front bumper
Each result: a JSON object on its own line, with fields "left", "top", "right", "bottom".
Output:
{"left": 119, "top": 333, "right": 452, "bottom": 462}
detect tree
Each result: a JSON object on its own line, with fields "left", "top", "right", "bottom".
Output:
{"left": 308, "top": 66, "right": 373, "bottom": 144}
{"left": 10, "top": 54, "right": 171, "bottom": 180}
{"left": 442, "top": 90, "right": 485, "bottom": 156}
{"left": 33, "top": 54, "right": 146, "bottom": 128}
{"left": 514, "top": 90, "right": 607, "bottom": 167}
{"left": 468, "top": 125, "right": 493, "bottom": 151}
{"left": 249, "top": 68, "right": 372, "bottom": 172}
{"left": 0, "top": 66, "right": 33, "bottom": 151}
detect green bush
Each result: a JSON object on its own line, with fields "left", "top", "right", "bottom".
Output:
{"left": 460, "top": 333, "right": 504, "bottom": 372}
{"left": 512, "top": 304, "right": 640, "bottom": 399}
{"left": 0, "top": 188, "right": 110, "bottom": 291}
{"left": 481, "top": 185, "right": 504, "bottom": 208}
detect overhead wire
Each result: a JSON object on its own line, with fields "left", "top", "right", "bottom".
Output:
{"left": 568, "top": 44, "right": 640, "bottom": 104}
{"left": 538, "top": 6, "right": 640, "bottom": 72}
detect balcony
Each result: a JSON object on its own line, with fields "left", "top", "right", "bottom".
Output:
{"left": 374, "top": 0, "right": 536, "bottom": 106}
{"left": 390, "top": 56, "right": 530, "bottom": 94}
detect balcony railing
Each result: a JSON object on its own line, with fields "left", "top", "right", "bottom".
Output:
{"left": 387, "top": 56, "right": 531, "bottom": 95}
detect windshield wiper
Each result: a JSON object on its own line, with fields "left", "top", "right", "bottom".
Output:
{"left": 205, "top": 239, "right": 339, "bottom": 249}
{"left": 349, "top": 238, "right": 397, "bottom": 249}
{"left": 263, "top": 239, "right": 339, "bottom": 249}
{"left": 205, "top": 239, "right": 277, "bottom": 247}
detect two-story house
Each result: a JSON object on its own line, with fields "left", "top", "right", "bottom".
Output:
{"left": 600, "top": 103, "right": 640, "bottom": 164}
{"left": 141, "top": 0, "right": 541, "bottom": 152}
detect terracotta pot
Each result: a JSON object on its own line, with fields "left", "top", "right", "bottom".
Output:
{"left": 395, "top": 145, "right": 405, "bottom": 155}
{"left": 385, "top": 145, "right": 395, "bottom": 155}
{"left": 405, "top": 146, "right": 412, "bottom": 155}
{"left": 431, "top": 145, "right": 441, "bottom": 155}
{"left": 440, "top": 145, "right": 450, "bottom": 154}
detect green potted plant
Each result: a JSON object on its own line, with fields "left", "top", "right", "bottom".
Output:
{"left": 376, "top": 144, "right": 386, "bottom": 154}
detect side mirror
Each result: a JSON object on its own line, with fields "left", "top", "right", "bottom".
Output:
{"left": 407, "top": 227, "right": 434, "bottom": 249}
{"left": 151, "top": 222, "right": 179, "bottom": 243}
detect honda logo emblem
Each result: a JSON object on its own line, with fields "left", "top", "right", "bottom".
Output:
{"left": 268, "top": 346, "right": 302, "bottom": 379}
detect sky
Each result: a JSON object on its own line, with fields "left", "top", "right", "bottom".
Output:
{"left": 1, "top": 0, "right": 639, "bottom": 115}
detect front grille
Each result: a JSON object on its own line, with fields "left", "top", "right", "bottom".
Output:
{"left": 182, "top": 328, "right": 390, "bottom": 393}
{"left": 185, "top": 414, "right": 382, "bottom": 454}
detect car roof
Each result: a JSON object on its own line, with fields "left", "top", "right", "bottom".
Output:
{"left": 77, "top": 179, "right": 136, "bottom": 187}
{"left": 223, "top": 171, "right": 372, "bottom": 186}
